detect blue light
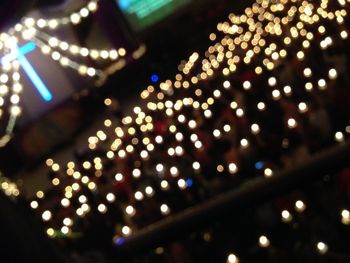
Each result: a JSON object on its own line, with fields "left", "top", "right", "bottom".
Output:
{"left": 118, "top": 0, "right": 131, "bottom": 10}
{"left": 255, "top": 161, "right": 264, "bottom": 170}
{"left": 16, "top": 47, "right": 53, "bottom": 101}
{"left": 0, "top": 42, "right": 53, "bottom": 101}
{"left": 115, "top": 237, "right": 125, "bottom": 246}
{"left": 186, "top": 179, "right": 193, "bottom": 187}
{"left": 151, "top": 74, "right": 159, "bottom": 83}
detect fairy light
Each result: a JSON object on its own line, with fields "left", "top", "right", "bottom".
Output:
{"left": 259, "top": 235, "right": 270, "bottom": 248}
{"left": 317, "top": 242, "right": 328, "bottom": 254}
{"left": 227, "top": 253, "right": 239, "bottom": 263}
{"left": 295, "top": 200, "right": 306, "bottom": 212}
{"left": 281, "top": 210, "right": 293, "bottom": 222}
{"left": 28, "top": 0, "right": 350, "bottom": 248}
{"left": 42, "top": 210, "right": 52, "bottom": 221}
{"left": 341, "top": 209, "right": 350, "bottom": 225}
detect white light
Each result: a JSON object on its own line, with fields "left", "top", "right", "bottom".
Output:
{"left": 61, "top": 226, "right": 69, "bottom": 234}
{"left": 178, "top": 114, "right": 186, "bottom": 123}
{"left": 115, "top": 173, "right": 123, "bottom": 181}
{"left": 87, "top": 67, "right": 96, "bottom": 77}
{"left": 193, "top": 161, "right": 200, "bottom": 170}
{"left": 259, "top": 235, "right": 270, "bottom": 248}
{"left": 42, "top": 210, "right": 52, "bottom": 221}
{"left": 295, "top": 200, "right": 306, "bottom": 212}
{"left": 0, "top": 85, "right": 8, "bottom": 95}
{"left": 177, "top": 179, "right": 186, "bottom": 189}
{"left": 30, "top": 201, "right": 38, "bottom": 209}
{"left": 0, "top": 74, "right": 8, "bottom": 83}
{"left": 51, "top": 51, "right": 61, "bottom": 61}
{"left": 134, "top": 191, "right": 144, "bottom": 200}
{"left": 10, "top": 105, "right": 21, "bottom": 116}
{"left": 213, "top": 89, "right": 221, "bottom": 98}
{"left": 126, "top": 205, "right": 136, "bottom": 216}
{"left": 328, "top": 68, "right": 337, "bottom": 79}
{"left": 132, "top": 168, "right": 141, "bottom": 178}
{"left": 223, "top": 124, "right": 231, "bottom": 132}
{"left": 63, "top": 218, "right": 73, "bottom": 226}
{"left": 175, "top": 132, "right": 184, "bottom": 141}
{"left": 264, "top": 168, "right": 273, "bottom": 178}
{"left": 251, "top": 123, "right": 260, "bottom": 134}
{"left": 41, "top": 45, "right": 51, "bottom": 54}
{"left": 190, "top": 134, "right": 198, "bottom": 142}
{"left": 213, "top": 129, "right": 221, "bottom": 138}
{"left": 298, "top": 102, "right": 308, "bottom": 113}
{"left": 195, "top": 141, "right": 203, "bottom": 149}
{"left": 88, "top": 1, "right": 98, "bottom": 11}
{"left": 80, "top": 48, "right": 89, "bottom": 57}
{"left": 48, "top": 19, "right": 58, "bottom": 29}
{"left": 272, "top": 89, "right": 281, "bottom": 99}
{"left": 341, "top": 209, "right": 350, "bottom": 225}
{"left": 175, "top": 146, "right": 184, "bottom": 156}
{"left": 59, "top": 41, "right": 69, "bottom": 51}
{"left": 243, "top": 80, "right": 251, "bottom": 90}
{"left": 281, "top": 210, "right": 292, "bottom": 222}
{"left": 10, "top": 94, "right": 20, "bottom": 104}
{"left": 98, "top": 204, "right": 107, "bottom": 213}
{"left": 61, "top": 198, "right": 70, "bottom": 207}
{"left": 268, "top": 77, "right": 277, "bottom": 86}
{"left": 236, "top": 108, "right": 244, "bottom": 117}
{"left": 156, "top": 163, "right": 164, "bottom": 173}
{"left": 70, "top": 13, "right": 81, "bottom": 24}
{"left": 318, "top": 79, "right": 327, "bottom": 89}
{"left": 79, "top": 195, "right": 87, "bottom": 203}
{"left": 335, "top": 131, "right": 344, "bottom": 142}
{"left": 188, "top": 120, "right": 197, "bottom": 129}
{"left": 122, "top": 226, "right": 131, "bottom": 236}
{"left": 37, "top": 19, "right": 47, "bottom": 28}
{"left": 160, "top": 204, "right": 170, "bottom": 215}
{"left": 287, "top": 118, "right": 297, "bottom": 128}
{"left": 106, "top": 193, "right": 116, "bottom": 202}
{"left": 170, "top": 166, "right": 179, "bottom": 176}
{"left": 257, "top": 102, "right": 265, "bottom": 111}
{"left": 161, "top": 180, "right": 169, "bottom": 190}
{"left": 204, "top": 109, "right": 212, "bottom": 118}
{"left": 155, "top": 135, "right": 163, "bottom": 144}
{"left": 109, "top": 50, "right": 118, "bottom": 59}
{"left": 48, "top": 37, "right": 59, "bottom": 47}
{"left": 168, "top": 147, "right": 175, "bottom": 156}
{"left": 227, "top": 253, "right": 239, "bottom": 263}
{"left": 228, "top": 163, "right": 238, "bottom": 174}
{"left": 145, "top": 186, "right": 154, "bottom": 196}
{"left": 341, "top": 209, "right": 350, "bottom": 218}
{"left": 223, "top": 80, "right": 231, "bottom": 89}
{"left": 317, "top": 242, "right": 328, "bottom": 254}
{"left": 283, "top": 85, "right": 292, "bottom": 95}
{"left": 240, "top": 138, "right": 249, "bottom": 148}
{"left": 80, "top": 8, "right": 89, "bottom": 17}
{"left": 303, "top": 68, "right": 312, "bottom": 77}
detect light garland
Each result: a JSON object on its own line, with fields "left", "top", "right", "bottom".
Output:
{"left": 27, "top": 0, "right": 350, "bottom": 254}
{"left": 0, "top": 0, "right": 129, "bottom": 146}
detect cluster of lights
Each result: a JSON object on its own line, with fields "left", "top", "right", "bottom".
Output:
{"left": 0, "top": 172, "right": 20, "bottom": 198}
{"left": 24, "top": 1, "right": 99, "bottom": 30}
{"left": 0, "top": 0, "right": 128, "bottom": 146}
{"left": 29, "top": 0, "right": 350, "bottom": 247}
{"left": 225, "top": 194, "right": 345, "bottom": 261}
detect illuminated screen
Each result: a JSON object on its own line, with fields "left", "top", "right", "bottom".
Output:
{"left": 117, "top": 0, "right": 192, "bottom": 32}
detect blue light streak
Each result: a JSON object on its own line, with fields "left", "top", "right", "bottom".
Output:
{"left": 0, "top": 42, "right": 53, "bottom": 101}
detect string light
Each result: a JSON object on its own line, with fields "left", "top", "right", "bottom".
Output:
{"left": 29, "top": 1, "right": 350, "bottom": 250}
